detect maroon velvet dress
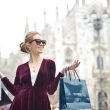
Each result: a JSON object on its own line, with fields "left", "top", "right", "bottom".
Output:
{"left": 1, "top": 59, "right": 64, "bottom": 110}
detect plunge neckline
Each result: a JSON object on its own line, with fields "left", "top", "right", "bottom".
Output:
{"left": 27, "top": 58, "right": 44, "bottom": 86}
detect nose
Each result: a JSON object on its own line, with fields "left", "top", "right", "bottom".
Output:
{"left": 39, "top": 42, "right": 44, "bottom": 46}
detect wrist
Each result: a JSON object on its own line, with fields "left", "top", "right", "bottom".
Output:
{"left": 60, "top": 68, "right": 65, "bottom": 74}
{"left": 0, "top": 72, "right": 5, "bottom": 79}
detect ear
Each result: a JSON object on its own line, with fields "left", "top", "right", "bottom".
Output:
{"left": 26, "top": 42, "right": 31, "bottom": 52}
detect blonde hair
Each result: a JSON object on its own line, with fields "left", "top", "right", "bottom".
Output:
{"left": 20, "top": 31, "right": 41, "bottom": 53}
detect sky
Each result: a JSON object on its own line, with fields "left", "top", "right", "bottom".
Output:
{"left": 0, "top": 0, "right": 107, "bottom": 58}
{"left": 0, "top": 0, "right": 74, "bottom": 58}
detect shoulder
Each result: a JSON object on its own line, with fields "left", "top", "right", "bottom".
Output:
{"left": 44, "top": 59, "right": 56, "bottom": 72}
{"left": 17, "top": 62, "right": 28, "bottom": 68}
{"left": 44, "top": 58, "right": 55, "bottom": 65}
{"left": 16, "top": 62, "right": 28, "bottom": 72}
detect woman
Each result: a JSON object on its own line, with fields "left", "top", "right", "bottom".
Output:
{"left": 0, "top": 31, "right": 80, "bottom": 110}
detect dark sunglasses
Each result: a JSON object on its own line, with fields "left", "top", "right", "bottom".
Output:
{"left": 30, "top": 39, "right": 46, "bottom": 46}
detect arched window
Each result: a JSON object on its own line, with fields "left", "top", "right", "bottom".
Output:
{"left": 65, "top": 47, "right": 72, "bottom": 63}
{"left": 98, "top": 90, "right": 107, "bottom": 110}
{"left": 97, "top": 55, "right": 104, "bottom": 70}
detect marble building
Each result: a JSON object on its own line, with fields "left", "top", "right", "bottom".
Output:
{"left": 0, "top": 0, "right": 110, "bottom": 110}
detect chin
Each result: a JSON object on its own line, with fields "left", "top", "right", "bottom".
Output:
{"left": 39, "top": 52, "right": 43, "bottom": 54}
{"left": 39, "top": 51, "right": 43, "bottom": 54}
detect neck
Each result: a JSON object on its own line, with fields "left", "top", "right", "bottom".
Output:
{"left": 29, "top": 53, "right": 42, "bottom": 64}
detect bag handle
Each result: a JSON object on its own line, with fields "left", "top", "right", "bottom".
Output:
{"left": 74, "top": 69, "right": 80, "bottom": 82}
{"left": 64, "top": 66, "right": 80, "bottom": 82}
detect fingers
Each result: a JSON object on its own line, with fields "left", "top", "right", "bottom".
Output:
{"left": 73, "top": 59, "right": 80, "bottom": 66}
{"left": 74, "top": 59, "right": 80, "bottom": 63}
{"left": 69, "top": 59, "right": 80, "bottom": 70}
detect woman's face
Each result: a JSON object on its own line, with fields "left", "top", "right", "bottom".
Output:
{"left": 28, "top": 34, "right": 46, "bottom": 55}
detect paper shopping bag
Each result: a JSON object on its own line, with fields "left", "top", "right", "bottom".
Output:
{"left": 59, "top": 69, "right": 91, "bottom": 110}
{"left": 0, "top": 89, "right": 12, "bottom": 106}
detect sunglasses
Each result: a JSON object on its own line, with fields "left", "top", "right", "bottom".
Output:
{"left": 30, "top": 39, "right": 46, "bottom": 46}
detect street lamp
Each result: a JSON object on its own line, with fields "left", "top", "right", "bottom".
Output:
{"left": 91, "top": 12, "right": 109, "bottom": 110}
{"left": 83, "top": 9, "right": 109, "bottom": 110}
{"left": 93, "top": 17, "right": 107, "bottom": 110}
{"left": 93, "top": 18, "right": 103, "bottom": 72}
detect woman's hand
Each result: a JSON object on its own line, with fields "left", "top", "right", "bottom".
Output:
{"left": 69, "top": 59, "right": 80, "bottom": 70}
{"left": 0, "top": 72, "right": 5, "bottom": 79}
{"left": 60, "top": 59, "right": 80, "bottom": 74}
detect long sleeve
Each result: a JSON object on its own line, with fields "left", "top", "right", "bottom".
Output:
{"left": 1, "top": 66, "right": 21, "bottom": 96}
{"left": 47, "top": 60, "right": 64, "bottom": 95}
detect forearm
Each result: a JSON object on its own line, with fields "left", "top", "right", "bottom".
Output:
{"left": 0, "top": 72, "right": 5, "bottom": 79}
{"left": 1, "top": 77, "right": 20, "bottom": 96}
{"left": 47, "top": 72, "right": 64, "bottom": 95}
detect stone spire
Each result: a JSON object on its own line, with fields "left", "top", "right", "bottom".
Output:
{"left": 76, "top": 0, "right": 79, "bottom": 5}
{"left": 44, "top": 9, "right": 47, "bottom": 26}
{"left": 76, "top": 0, "right": 85, "bottom": 6}
{"left": 67, "top": 3, "right": 69, "bottom": 13}
{"left": 24, "top": 17, "right": 29, "bottom": 34}
{"left": 107, "top": 0, "right": 110, "bottom": 8}
{"left": 56, "top": 6, "right": 59, "bottom": 22}
{"left": 34, "top": 22, "right": 37, "bottom": 31}
{"left": 82, "top": 0, "right": 85, "bottom": 6}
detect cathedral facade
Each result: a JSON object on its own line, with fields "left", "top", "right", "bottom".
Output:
{"left": 0, "top": 0, "right": 110, "bottom": 110}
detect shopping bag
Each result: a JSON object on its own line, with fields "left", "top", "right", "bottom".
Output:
{"left": 0, "top": 80, "right": 12, "bottom": 106}
{"left": 59, "top": 68, "right": 91, "bottom": 110}
{"left": 0, "top": 88, "right": 12, "bottom": 106}
{"left": 0, "top": 80, "right": 1, "bottom": 101}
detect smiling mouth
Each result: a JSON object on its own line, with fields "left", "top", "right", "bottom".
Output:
{"left": 37, "top": 47, "right": 44, "bottom": 50}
